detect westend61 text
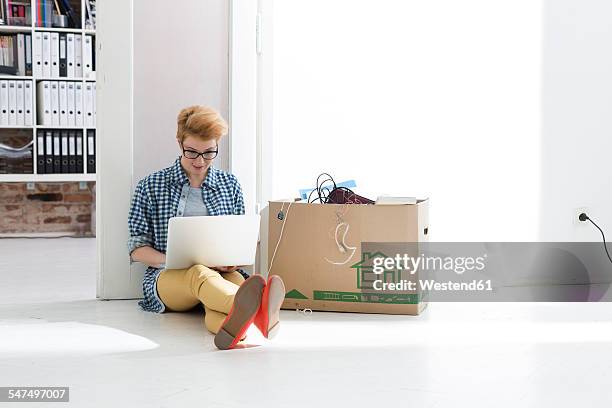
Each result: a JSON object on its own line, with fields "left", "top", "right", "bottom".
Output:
{"left": 373, "top": 279, "right": 493, "bottom": 291}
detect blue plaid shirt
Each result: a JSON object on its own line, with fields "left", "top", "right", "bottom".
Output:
{"left": 128, "top": 157, "right": 246, "bottom": 313}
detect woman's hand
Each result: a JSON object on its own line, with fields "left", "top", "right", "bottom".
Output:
{"left": 131, "top": 246, "right": 166, "bottom": 269}
{"left": 212, "top": 266, "right": 239, "bottom": 273}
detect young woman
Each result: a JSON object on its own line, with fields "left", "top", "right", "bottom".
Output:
{"left": 127, "top": 105, "right": 285, "bottom": 350}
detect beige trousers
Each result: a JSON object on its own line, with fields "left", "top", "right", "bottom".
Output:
{"left": 156, "top": 264, "right": 245, "bottom": 334}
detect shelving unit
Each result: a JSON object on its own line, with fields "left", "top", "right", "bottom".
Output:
{"left": 0, "top": 0, "right": 96, "bottom": 183}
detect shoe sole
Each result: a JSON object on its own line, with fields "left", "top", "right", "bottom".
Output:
{"left": 264, "top": 275, "right": 286, "bottom": 339}
{"left": 214, "top": 275, "right": 265, "bottom": 350}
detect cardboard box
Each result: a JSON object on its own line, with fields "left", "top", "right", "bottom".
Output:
{"left": 265, "top": 199, "right": 429, "bottom": 315}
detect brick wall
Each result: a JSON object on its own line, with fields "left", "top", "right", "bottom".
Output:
{"left": 0, "top": 182, "right": 96, "bottom": 236}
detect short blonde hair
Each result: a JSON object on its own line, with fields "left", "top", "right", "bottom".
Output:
{"left": 176, "top": 105, "right": 228, "bottom": 143}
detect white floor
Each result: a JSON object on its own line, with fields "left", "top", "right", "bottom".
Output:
{"left": 1, "top": 238, "right": 612, "bottom": 408}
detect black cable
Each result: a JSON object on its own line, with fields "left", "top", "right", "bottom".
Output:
{"left": 307, "top": 187, "right": 318, "bottom": 203}
{"left": 582, "top": 213, "right": 612, "bottom": 265}
{"left": 316, "top": 173, "right": 335, "bottom": 190}
{"left": 307, "top": 185, "right": 325, "bottom": 203}
{"left": 308, "top": 173, "right": 337, "bottom": 203}
{"left": 316, "top": 175, "right": 335, "bottom": 203}
{"left": 320, "top": 186, "right": 332, "bottom": 202}
{"left": 307, "top": 172, "right": 362, "bottom": 204}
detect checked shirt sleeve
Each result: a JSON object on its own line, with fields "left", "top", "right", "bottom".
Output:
{"left": 127, "top": 179, "right": 155, "bottom": 260}
{"left": 233, "top": 177, "right": 246, "bottom": 215}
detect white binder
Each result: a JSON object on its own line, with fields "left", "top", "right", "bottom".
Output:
{"left": 92, "top": 84, "right": 96, "bottom": 126}
{"left": 36, "top": 81, "right": 52, "bottom": 126}
{"left": 50, "top": 32, "right": 60, "bottom": 78}
{"left": 8, "top": 80, "right": 16, "bottom": 126}
{"left": 66, "top": 34, "right": 75, "bottom": 78}
{"left": 15, "top": 81, "right": 24, "bottom": 126}
{"left": 84, "top": 35, "right": 93, "bottom": 79}
{"left": 24, "top": 81, "right": 32, "bottom": 126}
{"left": 59, "top": 81, "right": 68, "bottom": 126}
{"left": 67, "top": 82, "right": 75, "bottom": 126}
{"left": 84, "top": 83, "right": 93, "bottom": 127}
{"left": 75, "top": 82, "right": 83, "bottom": 126}
{"left": 33, "top": 32, "right": 43, "bottom": 77}
{"left": 0, "top": 81, "right": 8, "bottom": 126}
{"left": 17, "top": 34, "right": 25, "bottom": 76}
{"left": 75, "top": 35, "right": 83, "bottom": 78}
{"left": 50, "top": 81, "right": 60, "bottom": 126}
{"left": 42, "top": 32, "right": 51, "bottom": 77}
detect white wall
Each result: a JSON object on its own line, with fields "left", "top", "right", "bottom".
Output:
{"left": 268, "top": 0, "right": 543, "bottom": 242}
{"left": 540, "top": 0, "right": 612, "bottom": 242}
{"left": 133, "top": 0, "right": 230, "bottom": 181}
{"left": 97, "top": 0, "right": 137, "bottom": 299}
{"left": 229, "top": 0, "right": 258, "bottom": 215}
{"left": 264, "top": 0, "right": 612, "bottom": 244}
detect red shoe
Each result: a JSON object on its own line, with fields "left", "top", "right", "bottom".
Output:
{"left": 254, "top": 275, "right": 286, "bottom": 339}
{"left": 214, "top": 275, "right": 266, "bottom": 350}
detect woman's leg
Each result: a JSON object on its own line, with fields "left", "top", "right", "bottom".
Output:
{"left": 221, "top": 271, "right": 245, "bottom": 286}
{"left": 156, "top": 267, "right": 200, "bottom": 312}
{"left": 203, "top": 306, "right": 228, "bottom": 334}
{"left": 202, "top": 272, "right": 246, "bottom": 334}
{"left": 157, "top": 264, "right": 240, "bottom": 314}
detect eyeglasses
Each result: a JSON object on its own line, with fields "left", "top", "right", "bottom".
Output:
{"left": 182, "top": 144, "right": 218, "bottom": 160}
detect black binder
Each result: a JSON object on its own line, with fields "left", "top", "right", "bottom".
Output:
{"left": 36, "top": 130, "right": 45, "bottom": 174}
{"left": 76, "top": 131, "right": 84, "bottom": 173}
{"left": 44, "top": 130, "right": 53, "bottom": 173}
{"left": 53, "top": 130, "right": 61, "bottom": 173}
{"left": 61, "top": 131, "right": 69, "bottom": 173}
{"left": 59, "top": 33, "right": 67, "bottom": 77}
{"left": 25, "top": 34, "right": 32, "bottom": 76}
{"left": 68, "top": 130, "right": 76, "bottom": 173}
{"left": 86, "top": 130, "right": 95, "bottom": 173}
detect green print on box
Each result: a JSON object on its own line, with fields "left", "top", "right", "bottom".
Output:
{"left": 313, "top": 290, "right": 419, "bottom": 304}
{"left": 306, "top": 251, "right": 419, "bottom": 305}
{"left": 285, "top": 289, "right": 309, "bottom": 299}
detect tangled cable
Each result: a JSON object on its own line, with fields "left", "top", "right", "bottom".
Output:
{"left": 307, "top": 173, "right": 373, "bottom": 204}
{"left": 307, "top": 173, "right": 337, "bottom": 203}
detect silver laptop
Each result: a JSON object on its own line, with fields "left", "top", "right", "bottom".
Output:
{"left": 165, "top": 215, "right": 260, "bottom": 270}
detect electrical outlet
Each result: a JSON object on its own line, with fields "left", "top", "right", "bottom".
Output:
{"left": 26, "top": 182, "right": 35, "bottom": 191}
{"left": 575, "top": 207, "right": 590, "bottom": 226}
